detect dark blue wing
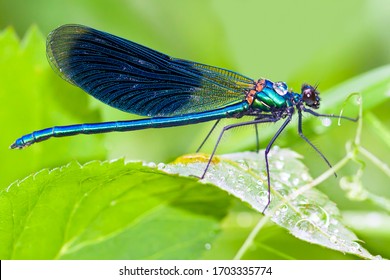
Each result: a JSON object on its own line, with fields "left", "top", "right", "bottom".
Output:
{"left": 47, "top": 24, "right": 254, "bottom": 117}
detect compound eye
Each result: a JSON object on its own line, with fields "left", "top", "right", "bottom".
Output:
{"left": 301, "top": 84, "right": 320, "bottom": 109}
{"left": 273, "top": 81, "right": 288, "bottom": 96}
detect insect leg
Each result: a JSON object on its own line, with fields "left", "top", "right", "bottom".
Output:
{"left": 200, "top": 116, "right": 278, "bottom": 180}
{"left": 196, "top": 119, "right": 220, "bottom": 153}
{"left": 298, "top": 109, "right": 337, "bottom": 177}
{"left": 263, "top": 115, "right": 292, "bottom": 213}
{"left": 302, "top": 107, "right": 358, "bottom": 122}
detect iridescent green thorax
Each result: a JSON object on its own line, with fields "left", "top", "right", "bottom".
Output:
{"left": 251, "top": 79, "right": 294, "bottom": 112}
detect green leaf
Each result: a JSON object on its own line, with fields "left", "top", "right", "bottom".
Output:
{"left": 1, "top": 149, "right": 380, "bottom": 260}
{"left": 0, "top": 160, "right": 230, "bottom": 259}
{"left": 0, "top": 26, "right": 107, "bottom": 188}
{"left": 161, "top": 149, "right": 378, "bottom": 259}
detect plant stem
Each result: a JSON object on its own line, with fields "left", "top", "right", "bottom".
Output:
{"left": 234, "top": 215, "right": 270, "bottom": 260}
{"left": 359, "top": 146, "right": 390, "bottom": 177}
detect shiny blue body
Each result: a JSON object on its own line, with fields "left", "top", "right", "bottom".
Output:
{"left": 13, "top": 102, "right": 249, "bottom": 147}
{"left": 11, "top": 24, "right": 306, "bottom": 149}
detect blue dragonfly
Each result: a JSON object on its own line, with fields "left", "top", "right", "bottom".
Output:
{"left": 11, "top": 25, "right": 357, "bottom": 211}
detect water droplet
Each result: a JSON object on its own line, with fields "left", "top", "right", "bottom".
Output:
{"left": 277, "top": 188, "right": 290, "bottom": 197}
{"left": 280, "top": 172, "right": 291, "bottom": 182}
{"left": 255, "top": 180, "right": 264, "bottom": 189}
{"left": 350, "top": 242, "right": 361, "bottom": 253}
{"left": 297, "top": 204, "right": 330, "bottom": 228}
{"left": 204, "top": 243, "right": 211, "bottom": 250}
{"left": 301, "top": 173, "right": 310, "bottom": 181}
{"left": 374, "top": 255, "right": 383, "bottom": 260}
{"left": 237, "top": 175, "right": 245, "bottom": 184}
{"left": 259, "top": 172, "right": 267, "bottom": 181}
{"left": 322, "top": 118, "right": 332, "bottom": 127}
{"left": 110, "top": 200, "right": 117, "bottom": 206}
{"left": 274, "top": 161, "right": 284, "bottom": 169}
{"left": 237, "top": 160, "right": 249, "bottom": 171}
{"left": 206, "top": 173, "right": 215, "bottom": 181}
{"left": 257, "top": 191, "right": 271, "bottom": 205}
{"left": 295, "top": 219, "right": 315, "bottom": 233}
{"left": 292, "top": 178, "right": 300, "bottom": 186}
{"left": 280, "top": 204, "right": 288, "bottom": 212}
{"left": 147, "top": 162, "right": 156, "bottom": 168}
{"left": 297, "top": 198, "right": 309, "bottom": 205}
{"left": 330, "top": 235, "right": 338, "bottom": 244}
{"left": 157, "top": 162, "right": 165, "bottom": 169}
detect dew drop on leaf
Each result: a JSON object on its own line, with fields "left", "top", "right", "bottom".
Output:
{"left": 277, "top": 188, "right": 291, "bottom": 198}
{"left": 280, "top": 172, "right": 291, "bottom": 182}
{"left": 274, "top": 161, "right": 284, "bottom": 169}
{"left": 301, "top": 173, "right": 310, "bottom": 181}
{"left": 350, "top": 242, "right": 361, "bottom": 253}
{"left": 257, "top": 191, "right": 271, "bottom": 205}
{"left": 295, "top": 219, "right": 316, "bottom": 234}
{"left": 255, "top": 180, "right": 264, "bottom": 189}
{"left": 280, "top": 204, "right": 288, "bottom": 212}
{"left": 146, "top": 162, "right": 156, "bottom": 168}
{"left": 322, "top": 117, "right": 332, "bottom": 127}
{"left": 292, "top": 178, "right": 300, "bottom": 186}
{"left": 297, "top": 204, "right": 330, "bottom": 229}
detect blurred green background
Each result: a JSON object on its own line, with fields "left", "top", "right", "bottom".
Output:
{"left": 0, "top": 0, "right": 389, "bottom": 258}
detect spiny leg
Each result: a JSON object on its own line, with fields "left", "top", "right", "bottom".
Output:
{"left": 196, "top": 119, "right": 220, "bottom": 153}
{"left": 302, "top": 107, "right": 358, "bottom": 122}
{"left": 297, "top": 109, "right": 336, "bottom": 177}
{"left": 263, "top": 115, "right": 292, "bottom": 213}
{"left": 200, "top": 115, "right": 278, "bottom": 179}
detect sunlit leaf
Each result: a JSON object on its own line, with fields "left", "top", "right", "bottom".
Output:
{"left": 162, "top": 149, "right": 378, "bottom": 259}
{"left": 0, "top": 160, "right": 230, "bottom": 259}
